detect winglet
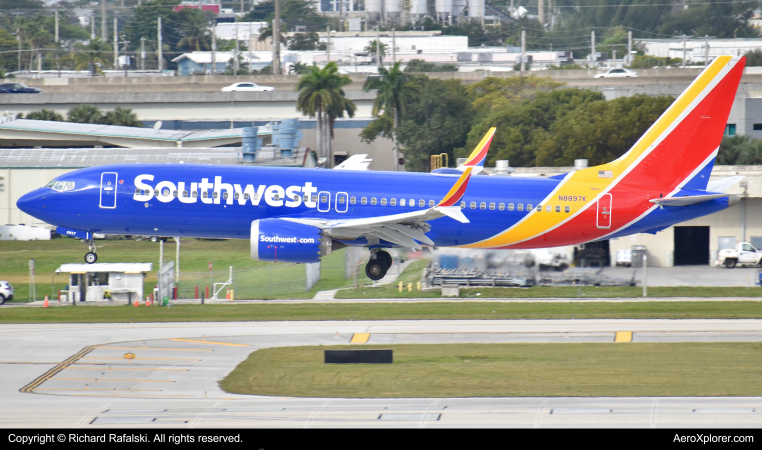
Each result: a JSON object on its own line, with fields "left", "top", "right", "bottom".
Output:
{"left": 438, "top": 167, "right": 473, "bottom": 207}
{"left": 458, "top": 127, "right": 496, "bottom": 174}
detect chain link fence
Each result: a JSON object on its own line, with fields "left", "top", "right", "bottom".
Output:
{"left": 178, "top": 263, "right": 308, "bottom": 300}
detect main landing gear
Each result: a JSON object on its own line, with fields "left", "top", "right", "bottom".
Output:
{"left": 84, "top": 240, "right": 98, "bottom": 264}
{"left": 365, "top": 249, "right": 392, "bottom": 281}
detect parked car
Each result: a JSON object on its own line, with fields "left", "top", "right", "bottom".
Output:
{"left": 0, "top": 82, "right": 41, "bottom": 93}
{"left": 0, "top": 281, "right": 14, "bottom": 304}
{"left": 221, "top": 82, "right": 274, "bottom": 92}
{"left": 594, "top": 68, "right": 639, "bottom": 78}
{"left": 716, "top": 242, "right": 762, "bottom": 268}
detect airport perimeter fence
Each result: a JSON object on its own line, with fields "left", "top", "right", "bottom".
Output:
{"left": 177, "top": 260, "right": 356, "bottom": 300}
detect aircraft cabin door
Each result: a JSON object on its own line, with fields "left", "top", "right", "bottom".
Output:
{"left": 317, "top": 191, "right": 331, "bottom": 212}
{"left": 335, "top": 192, "right": 348, "bottom": 213}
{"left": 596, "top": 193, "right": 612, "bottom": 229}
{"left": 100, "top": 172, "right": 118, "bottom": 209}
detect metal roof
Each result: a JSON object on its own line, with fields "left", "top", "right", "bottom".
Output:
{"left": 57, "top": 263, "right": 153, "bottom": 273}
{"left": 0, "top": 147, "right": 243, "bottom": 167}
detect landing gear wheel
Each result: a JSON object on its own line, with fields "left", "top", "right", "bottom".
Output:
{"left": 377, "top": 250, "right": 392, "bottom": 268}
{"left": 365, "top": 259, "right": 388, "bottom": 281}
{"left": 84, "top": 252, "right": 98, "bottom": 264}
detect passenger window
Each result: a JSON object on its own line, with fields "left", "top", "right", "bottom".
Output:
{"left": 243, "top": 193, "right": 249, "bottom": 200}
{"left": 339, "top": 196, "right": 345, "bottom": 204}
{"left": 565, "top": 206, "right": 571, "bottom": 213}
{"left": 461, "top": 201, "right": 466, "bottom": 209}
{"left": 508, "top": 203, "right": 514, "bottom": 211}
{"left": 213, "top": 192, "right": 219, "bottom": 199}
{"left": 555, "top": 205, "right": 561, "bottom": 212}
{"left": 527, "top": 204, "right": 533, "bottom": 211}
{"left": 409, "top": 199, "right": 414, "bottom": 206}
{"left": 470, "top": 202, "right": 476, "bottom": 209}
{"left": 135, "top": 188, "right": 140, "bottom": 195}
{"left": 536, "top": 204, "right": 542, "bottom": 212}
{"left": 174, "top": 190, "right": 179, "bottom": 198}
{"left": 381, "top": 198, "right": 387, "bottom": 206}
{"left": 303, "top": 194, "right": 309, "bottom": 202}
{"left": 350, "top": 196, "right": 356, "bottom": 204}
{"left": 400, "top": 199, "right": 406, "bottom": 206}
{"left": 361, "top": 197, "right": 367, "bottom": 205}
{"left": 371, "top": 197, "right": 377, "bottom": 205}
{"left": 546, "top": 205, "right": 551, "bottom": 212}
{"left": 162, "top": 188, "right": 171, "bottom": 197}
{"left": 419, "top": 199, "right": 425, "bottom": 207}
{"left": 234, "top": 192, "right": 239, "bottom": 199}
{"left": 489, "top": 202, "right": 495, "bottom": 210}
{"left": 517, "top": 204, "right": 524, "bottom": 211}
{"left": 390, "top": 198, "right": 396, "bottom": 206}
{"left": 192, "top": 191, "right": 198, "bottom": 198}
{"left": 155, "top": 189, "right": 161, "bottom": 196}
{"left": 311, "top": 195, "right": 317, "bottom": 202}
{"left": 429, "top": 200, "right": 435, "bottom": 207}
{"left": 480, "top": 202, "right": 486, "bottom": 210}
{"left": 499, "top": 203, "right": 505, "bottom": 211}
{"left": 185, "top": 191, "right": 190, "bottom": 198}
{"left": 320, "top": 195, "right": 327, "bottom": 203}
{"left": 222, "top": 192, "right": 228, "bottom": 199}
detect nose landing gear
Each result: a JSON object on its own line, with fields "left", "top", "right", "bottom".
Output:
{"left": 365, "top": 249, "right": 392, "bottom": 281}
{"left": 84, "top": 241, "right": 98, "bottom": 264}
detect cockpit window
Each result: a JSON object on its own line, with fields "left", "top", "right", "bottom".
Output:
{"left": 50, "top": 181, "right": 75, "bottom": 192}
{"left": 46, "top": 180, "right": 57, "bottom": 187}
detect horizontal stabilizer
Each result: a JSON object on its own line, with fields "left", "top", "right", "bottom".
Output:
{"left": 649, "top": 193, "right": 730, "bottom": 206}
{"left": 706, "top": 175, "right": 744, "bottom": 193}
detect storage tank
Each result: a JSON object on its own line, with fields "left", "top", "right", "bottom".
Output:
{"left": 386, "top": 0, "right": 402, "bottom": 13}
{"left": 409, "top": 0, "right": 427, "bottom": 15}
{"left": 467, "top": 0, "right": 483, "bottom": 18}
{"left": 452, "top": 0, "right": 466, "bottom": 17}
{"left": 365, "top": 0, "right": 381, "bottom": 21}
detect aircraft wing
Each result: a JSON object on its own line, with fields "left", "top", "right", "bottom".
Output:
{"left": 282, "top": 129, "right": 494, "bottom": 249}
{"left": 334, "top": 154, "right": 373, "bottom": 170}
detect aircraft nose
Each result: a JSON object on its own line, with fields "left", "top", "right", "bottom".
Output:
{"left": 16, "top": 190, "right": 41, "bottom": 217}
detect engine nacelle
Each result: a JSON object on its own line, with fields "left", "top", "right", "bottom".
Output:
{"left": 251, "top": 219, "right": 324, "bottom": 263}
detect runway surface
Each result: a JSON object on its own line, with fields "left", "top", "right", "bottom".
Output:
{"left": 2, "top": 319, "right": 762, "bottom": 428}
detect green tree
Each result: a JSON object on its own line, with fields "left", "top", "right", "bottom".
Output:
{"left": 364, "top": 40, "right": 388, "bottom": 65}
{"left": 288, "top": 32, "right": 326, "bottom": 51}
{"left": 175, "top": 8, "right": 212, "bottom": 52}
{"left": 26, "top": 109, "right": 64, "bottom": 121}
{"left": 289, "top": 62, "right": 312, "bottom": 74}
{"left": 67, "top": 104, "right": 103, "bottom": 124}
{"left": 404, "top": 59, "right": 458, "bottom": 73}
{"left": 295, "top": 61, "right": 355, "bottom": 167}
{"left": 101, "top": 107, "right": 143, "bottom": 127}
{"left": 0, "top": 28, "right": 18, "bottom": 72}
{"left": 743, "top": 49, "right": 762, "bottom": 67}
{"left": 535, "top": 94, "right": 674, "bottom": 166}
{"left": 718, "top": 135, "right": 762, "bottom": 165}
{"left": 364, "top": 62, "right": 416, "bottom": 168}
{"left": 68, "top": 38, "right": 112, "bottom": 76}
{"left": 243, "top": 0, "right": 329, "bottom": 29}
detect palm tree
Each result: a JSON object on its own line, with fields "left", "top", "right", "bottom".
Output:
{"left": 364, "top": 40, "right": 388, "bottom": 65}
{"left": 101, "top": 107, "right": 143, "bottom": 127}
{"left": 71, "top": 39, "right": 112, "bottom": 77}
{"left": 26, "top": 109, "right": 65, "bottom": 122}
{"left": 295, "top": 62, "right": 355, "bottom": 167}
{"left": 363, "top": 62, "right": 415, "bottom": 170}
{"left": 67, "top": 104, "right": 103, "bottom": 124}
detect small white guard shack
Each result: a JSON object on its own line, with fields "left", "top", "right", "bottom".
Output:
{"left": 56, "top": 263, "right": 153, "bottom": 303}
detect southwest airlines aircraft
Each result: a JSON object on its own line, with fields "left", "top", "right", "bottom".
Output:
{"left": 17, "top": 56, "right": 746, "bottom": 280}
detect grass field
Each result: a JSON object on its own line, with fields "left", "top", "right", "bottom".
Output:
{"left": 0, "top": 238, "right": 373, "bottom": 301}
{"left": 3, "top": 301, "right": 762, "bottom": 323}
{"left": 220, "top": 343, "right": 762, "bottom": 398}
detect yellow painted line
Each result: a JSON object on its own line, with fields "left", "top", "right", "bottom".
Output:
{"left": 169, "top": 338, "right": 249, "bottom": 347}
{"left": 614, "top": 332, "right": 633, "bottom": 343}
{"left": 52, "top": 377, "right": 175, "bottom": 383}
{"left": 20, "top": 345, "right": 96, "bottom": 394}
{"left": 350, "top": 333, "right": 371, "bottom": 344}
{"left": 71, "top": 366, "right": 188, "bottom": 372}
{"left": 81, "top": 357, "right": 201, "bottom": 361}
{"left": 98, "top": 346, "right": 213, "bottom": 352}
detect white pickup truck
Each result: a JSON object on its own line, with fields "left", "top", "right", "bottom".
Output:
{"left": 716, "top": 242, "right": 762, "bottom": 268}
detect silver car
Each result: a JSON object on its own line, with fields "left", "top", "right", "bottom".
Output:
{"left": 221, "top": 82, "right": 275, "bottom": 92}
{"left": 0, "top": 281, "right": 13, "bottom": 304}
{"left": 594, "top": 68, "right": 639, "bottom": 78}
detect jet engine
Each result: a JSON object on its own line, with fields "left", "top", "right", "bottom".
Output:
{"left": 251, "top": 219, "right": 329, "bottom": 263}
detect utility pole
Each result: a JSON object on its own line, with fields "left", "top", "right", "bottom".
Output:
{"left": 140, "top": 37, "right": 145, "bottom": 70}
{"left": 705, "top": 35, "right": 710, "bottom": 67}
{"left": 158, "top": 16, "right": 163, "bottom": 71}
{"left": 17, "top": 28, "right": 21, "bottom": 72}
{"left": 538, "top": 0, "right": 544, "bottom": 27}
{"left": 241, "top": 0, "right": 244, "bottom": 15}
{"left": 234, "top": 25, "right": 239, "bottom": 75}
{"left": 101, "top": 0, "right": 107, "bottom": 41}
{"left": 248, "top": 22, "right": 253, "bottom": 74}
{"left": 273, "top": 0, "right": 281, "bottom": 75}
{"left": 91, "top": 20, "right": 95, "bottom": 39}
{"left": 376, "top": 25, "right": 381, "bottom": 69}
{"left": 520, "top": 29, "right": 525, "bottom": 74}
{"left": 392, "top": 26, "right": 396, "bottom": 64}
{"left": 326, "top": 26, "right": 331, "bottom": 63}
{"left": 55, "top": 10, "right": 59, "bottom": 43}
{"left": 682, "top": 37, "right": 687, "bottom": 68}
{"left": 114, "top": 17, "right": 118, "bottom": 68}
{"left": 122, "top": 39, "right": 129, "bottom": 76}
{"left": 212, "top": 25, "right": 217, "bottom": 74}
{"left": 591, "top": 30, "right": 595, "bottom": 68}
{"left": 627, "top": 30, "right": 632, "bottom": 66}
